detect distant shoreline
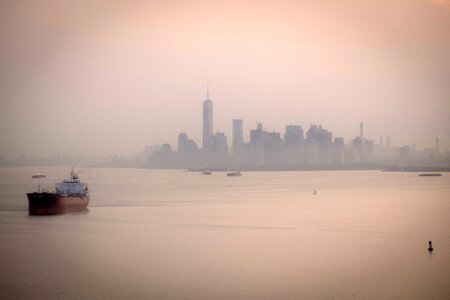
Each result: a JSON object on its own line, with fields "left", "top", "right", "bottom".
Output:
{"left": 2, "top": 164, "right": 449, "bottom": 173}
{"left": 185, "top": 165, "right": 450, "bottom": 172}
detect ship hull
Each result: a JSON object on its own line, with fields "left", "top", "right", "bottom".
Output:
{"left": 27, "top": 193, "right": 89, "bottom": 215}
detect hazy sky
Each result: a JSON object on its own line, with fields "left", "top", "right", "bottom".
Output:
{"left": 1, "top": 0, "right": 449, "bottom": 158}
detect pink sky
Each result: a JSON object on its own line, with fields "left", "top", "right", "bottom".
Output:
{"left": 0, "top": 0, "right": 449, "bottom": 157}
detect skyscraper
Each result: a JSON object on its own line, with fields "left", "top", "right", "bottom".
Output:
{"left": 178, "top": 132, "right": 188, "bottom": 153}
{"left": 212, "top": 132, "right": 228, "bottom": 153}
{"left": 178, "top": 132, "right": 198, "bottom": 155}
{"left": 360, "top": 122, "right": 364, "bottom": 139}
{"left": 202, "top": 89, "right": 213, "bottom": 150}
{"left": 250, "top": 122, "right": 266, "bottom": 145}
{"left": 232, "top": 119, "right": 244, "bottom": 150}
{"left": 284, "top": 125, "right": 303, "bottom": 146}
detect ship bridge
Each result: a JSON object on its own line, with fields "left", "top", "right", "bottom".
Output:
{"left": 55, "top": 169, "right": 88, "bottom": 195}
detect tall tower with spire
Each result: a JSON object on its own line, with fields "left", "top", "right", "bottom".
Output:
{"left": 202, "top": 85, "right": 213, "bottom": 150}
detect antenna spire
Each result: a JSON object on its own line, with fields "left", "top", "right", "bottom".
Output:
{"left": 206, "top": 83, "right": 210, "bottom": 100}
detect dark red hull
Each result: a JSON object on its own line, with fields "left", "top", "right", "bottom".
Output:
{"left": 27, "top": 192, "right": 89, "bottom": 215}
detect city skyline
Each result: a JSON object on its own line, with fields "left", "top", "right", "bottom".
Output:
{"left": 154, "top": 90, "right": 447, "bottom": 157}
{"left": 1, "top": 1, "right": 449, "bottom": 158}
{"left": 4, "top": 91, "right": 447, "bottom": 169}
{"left": 1, "top": 88, "right": 448, "bottom": 160}
{"left": 144, "top": 95, "right": 448, "bottom": 171}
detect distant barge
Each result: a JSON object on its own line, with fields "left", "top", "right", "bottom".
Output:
{"left": 418, "top": 173, "right": 442, "bottom": 177}
{"left": 32, "top": 172, "right": 46, "bottom": 178}
{"left": 227, "top": 171, "right": 242, "bottom": 177}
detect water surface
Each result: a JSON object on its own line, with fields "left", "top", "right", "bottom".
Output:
{"left": 1, "top": 168, "right": 449, "bottom": 299}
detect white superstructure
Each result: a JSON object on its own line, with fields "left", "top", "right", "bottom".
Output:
{"left": 55, "top": 168, "right": 88, "bottom": 196}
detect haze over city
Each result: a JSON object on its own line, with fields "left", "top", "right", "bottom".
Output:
{"left": 1, "top": 0, "right": 449, "bottom": 159}
{"left": 2, "top": 2, "right": 450, "bottom": 300}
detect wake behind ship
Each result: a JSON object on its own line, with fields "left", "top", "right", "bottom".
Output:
{"left": 27, "top": 169, "right": 89, "bottom": 215}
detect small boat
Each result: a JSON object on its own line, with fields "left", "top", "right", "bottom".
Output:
{"left": 419, "top": 173, "right": 442, "bottom": 177}
{"left": 202, "top": 170, "right": 212, "bottom": 175}
{"left": 32, "top": 172, "right": 46, "bottom": 178}
{"left": 314, "top": 189, "right": 317, "bottom": 195}
{"left": 227, "top": 171, "right": 241, "bottom": 177}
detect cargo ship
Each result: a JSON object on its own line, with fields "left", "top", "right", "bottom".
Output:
{"left": 27, "top": 168, "right": 89, "bottom": 215}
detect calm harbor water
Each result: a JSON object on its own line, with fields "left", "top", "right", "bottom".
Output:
{"left": 1, "top": 167, "right": 449, "bottom": 299}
